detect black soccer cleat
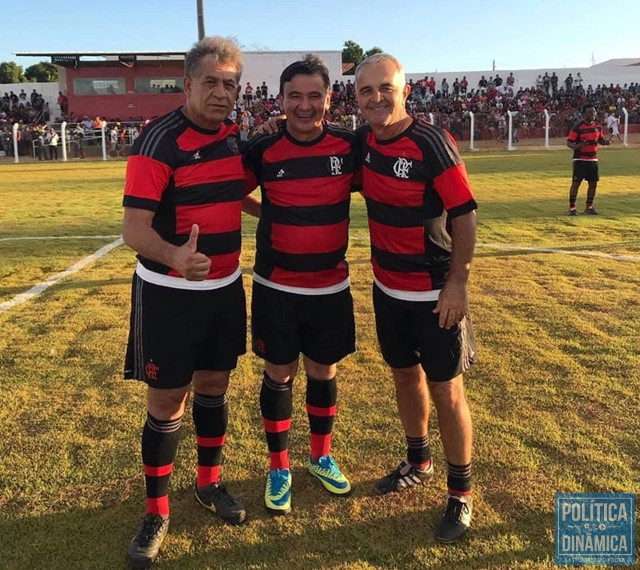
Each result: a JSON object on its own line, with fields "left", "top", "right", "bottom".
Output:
{"left": 584, "top": 207, "right": 599, "bottom": 215}
{"left": 374, "top": 458, "right": 434, "bottom": 495}
{"left": 568, "top": 208, "right": 578, "bottom": 216}
{"left": 195, "top": 482, "right": 247, "bottom": 525}
{"left": 435, "top": 494, "right": 472, "bottom": 543}
{"left": 126, "top": 513, "right": 169, "bottom": 568}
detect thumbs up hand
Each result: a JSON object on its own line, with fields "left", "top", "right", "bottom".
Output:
{"left": 173, "top": 224, "right": 211, "bottom": 280}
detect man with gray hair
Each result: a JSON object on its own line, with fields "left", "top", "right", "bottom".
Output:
{"left": 122, "top": 36, "right": 248, "bottom": 568}
{"left": 355, "top": 53, "right": 477, "bottom": 543}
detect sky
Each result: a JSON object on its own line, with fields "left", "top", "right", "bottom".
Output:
{"left": 3, "top": 0, "right": 640, "bottom": 74}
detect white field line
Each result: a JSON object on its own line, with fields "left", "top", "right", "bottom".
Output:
{"left": 475, "top": 242, "right": 640, "bottom": 261}
{"left": 0, "top": 238, "right": 124, "bottom": 314}
{"left": 0, "top": 235, "right": 121, "bottom": 242}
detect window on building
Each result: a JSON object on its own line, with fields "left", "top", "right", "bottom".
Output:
{"left": 73, "top": 78, "right": 126, "bottom": 95}
{"left": 135, "top": 78, "right": 184, "bottom": 94}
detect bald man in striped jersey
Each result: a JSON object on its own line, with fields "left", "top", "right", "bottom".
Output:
{"left": 355, "top": 53, "right": 477, "bottom": 544}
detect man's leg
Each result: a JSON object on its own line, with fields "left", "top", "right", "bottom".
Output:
{"left": 430, "top": 375, "right": 474, "bottom": 543}
{"left": 304, "top": 357, "right": 350, "bottom": 495}
{"left": 569, "top": 180, "right": 581, "bottom": 215}
{"left": 192, "top": 370, "right": 246, "bottom": 525}
{"left": 261, "top": 360, "right": 297, "bottom": 514}
{"left": 585, "top": 181, "right": 598, "bottom": 213}
{"left": 127, "top": 386, "right": 188, "bottom": 567}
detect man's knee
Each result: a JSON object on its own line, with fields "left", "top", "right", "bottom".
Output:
{"left": 392, "top": 365, "right": 425, "bottom": 388}
{"left": 265, "top": 360, "right": 298, "bottom": 383}
{"left": 303, "top": 357, "right": 336, "bottom": 380}
{"left": 147, "top": 386, "right": 190, "bottom": 420}
{"left": 429, "top": 375, "right": 467, "bottom": 409}
{"left": 192, "top": 370, "right": 231, "bottom": 396}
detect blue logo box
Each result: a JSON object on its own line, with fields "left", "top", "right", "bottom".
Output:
{"left": 555, "top": 493, "right": 635, "bottom": 566}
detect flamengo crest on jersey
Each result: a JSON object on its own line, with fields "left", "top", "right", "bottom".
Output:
{"left": 359, "top": 119, "right": 477, "bottom": 294}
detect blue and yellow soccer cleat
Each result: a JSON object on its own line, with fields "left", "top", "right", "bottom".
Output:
{"left": 265, "top": 468, "right": 291, "bottom": 515}
{"left": 308, "top": 455, "right": 351, "bottom": 495}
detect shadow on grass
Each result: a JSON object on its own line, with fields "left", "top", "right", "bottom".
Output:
{"left": 0, "top": 473, "right": 558, "bottom": 570}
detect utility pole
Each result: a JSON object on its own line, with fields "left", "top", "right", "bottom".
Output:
{"left": 197, "top": 0, "right": 205, "bottom": 40}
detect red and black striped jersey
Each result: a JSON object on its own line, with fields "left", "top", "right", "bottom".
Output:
{"left": 359, "top": 119, "right": 477, "bottom": 298}
{"left": 567, "top": 121, "right": 607, "bottom": 161}
{"left": 123, "top": 108, "right": 246, "bottom": 287}
{"left": 242, "top": 122, "right": 361, "bottom": 293}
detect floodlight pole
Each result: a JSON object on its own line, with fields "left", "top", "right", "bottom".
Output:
{"left": 622, "top": 107, "right": 629, "bottom": 147}
{"left": 469, "top": 111, "right": 475, "bottom": 151}
{"left": 61, "top": 122, "right": 68, "bottom": 162}
{"left": 12, "top": 123, "right": 20, "bottom": 163}
{"left": 507, "top": 110, "right": 514, "bottom": 151}
{"left": 197, "top": 0, "right": 205, "bottom": 40}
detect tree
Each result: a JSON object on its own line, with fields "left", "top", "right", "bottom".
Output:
{"left": 342, "top": 41, "right": 384, "bottom": 75}
{"left": 25, "top": 62, "right": 58, "bottom": 83}
{"left": 342, "top": 40, "right": 365, "bottom": 66}
{"left": 0, "top": 61, "right": 25, "bottom": 84}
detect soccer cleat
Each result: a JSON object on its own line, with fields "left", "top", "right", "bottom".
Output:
{"left": 435, "top": 494, "right": 473, "bottom": 543}
{"left": 126, "top": 513, "right": 169, "bottom": 568}
{"left": 308, "top": 455, "right": 351, "bottom": 495}
{"left": 584, "top": 207, "right": 599, "bottom": 215}
{"left": 568, "top": 209, "right": 578, "bottom": 216}
{"left": 374, "top": 458, "right": 434, "bottom": 495}
{"left": 265, "top": 468, "right": 292, "bottom": 514}
{"left": 194, "top": 482, "right": 246, "bottom": 525}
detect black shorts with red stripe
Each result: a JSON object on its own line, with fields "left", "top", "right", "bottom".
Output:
{"left": 251, "top": 281, "right": 355, "bottom": 366}
{"left": 124, "top": 274, "right": 246, "bottom": 388}
{"left": 373, "top": 284, "right": 476, "bottom": 382}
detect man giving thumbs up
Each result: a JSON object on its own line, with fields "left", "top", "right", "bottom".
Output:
{"left": 121, "top": 36, "right": 249, "bottom": 569}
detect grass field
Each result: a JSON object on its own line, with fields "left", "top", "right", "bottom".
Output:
{"left": 0, "top": 147, "right": 639, "bottom": 570}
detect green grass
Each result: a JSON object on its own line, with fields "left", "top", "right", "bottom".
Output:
{"left": 0, "top": 149, "right": 639, "bottom": 569}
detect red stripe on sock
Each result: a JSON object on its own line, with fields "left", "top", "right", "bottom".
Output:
{"left": 197, "top": 435, "right": 226, "bottom": 447}
{"left": 269, "top": 450, "right": 290, "bottom": 470}
{"left": 310, "top": 433, "right": 332, "bottom": 460}
{"left": 143, "top": 463, "right": 174, "bottom": 477}
{"left": 146, "top": 495, "right": 169, "bottom": 516}
{"left": 448, "top": 488, "right": 472, "bottom": 496}
{"left": 197, "top": 465, "right": 221, "bottom": 487}
{"left": 263, "top": 418, "right": 291, "bottom": 432}
{"left": 306, "top": 403, "right": 337, "bottom": 417}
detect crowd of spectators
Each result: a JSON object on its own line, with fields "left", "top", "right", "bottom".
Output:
{"left": 2, "top": 73, "right": 639, "bottom": 158}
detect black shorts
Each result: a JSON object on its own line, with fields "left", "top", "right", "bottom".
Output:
{"left": 251, "top": 282, "right": 355, "bottom": 366}
{"left": 124, "top": 274, "right": 246, "bottom": 388}
{"left": 572, "top": 161, "right": 599, "bottom": 183}
{"left": 373, "top": 284, "right": 477, "bottom": 382}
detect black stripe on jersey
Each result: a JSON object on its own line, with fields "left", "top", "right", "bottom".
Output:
{"left": 413, "top": 121, "right": 460, "bottom": 173}
{"left": 164, "top": 180, "right": 246, "bottom": 205}
{"left": 366, "top": 146, "right": 427, "bottom": 182}
{"left": 372, "top": 246, "right": 448, "bottom": 278}
{"left": 262, "top": 154, "right": 357, "bottom": 182}
{"left": 123, "top": 196, "right": 159, "bottom": 211}
{"left": 366, "top": 198, "right": 434, "bottom": 228}
{"left": 172, "top": 229, "right": 241, "bottom": 255}
{"left": 267, "top": 200, "right": 350, "bottom": 226}
{"left": 448, "top": 200, "right": 478, "bottom": 219}
{"left": 257, "top": 247, "right": 347, "bottom": 273}
{"left": 138, "top": 112, "right": 183, "bottom": 158}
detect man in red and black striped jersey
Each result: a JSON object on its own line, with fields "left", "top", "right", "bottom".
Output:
{"left": 356, "top": 54, "right": 477, "bottom": 543}
{"left": 242, "top": 55, "right": 360, "bottom": 514}
{"left": 121, "top": 37, "right": 249, "bottom": 568}
{"left": 566, "top": 104, "right": 611, "bottom": 216}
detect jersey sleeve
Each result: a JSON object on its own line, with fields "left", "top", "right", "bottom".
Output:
{"left": 122, "top": 125, "right": 175, "bottom": 211}
{"left": 422, "top": 127, "right": 477, "bottom": 217}
{"left": 567, "top": 124, "right": 580, "bottom": 143}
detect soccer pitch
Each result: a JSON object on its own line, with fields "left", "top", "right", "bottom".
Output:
{"left": 0, "top": 149, "right": 639, "bottom": 569}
